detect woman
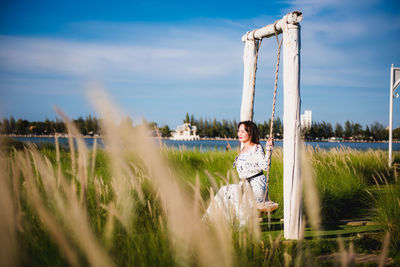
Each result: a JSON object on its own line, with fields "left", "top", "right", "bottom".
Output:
{"left": 204, "top": 121, "right": 274, "bottom": 225}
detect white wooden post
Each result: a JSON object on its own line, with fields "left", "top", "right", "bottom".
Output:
{"left": 389, "top": 64, "right": 400, "bottom": 167}
{"left": 389, "top": 64, "right": 394, "bottom": 167}
{"left": 282, "top": 20, "right": 303, "bottom": 240}
{"left": 240, "top": 40, "right": 260, "bottom": 122}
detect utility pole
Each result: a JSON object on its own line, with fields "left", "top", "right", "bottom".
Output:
{"left": 389, "top": 64, "right": 400, "bottom": 167}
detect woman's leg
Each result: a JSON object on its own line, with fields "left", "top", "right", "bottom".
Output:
{"left": 204, "top": 183, "right": 254, "bottom": 225}
{"left": 248, "top": 176, "right": 267, "bottom": 203}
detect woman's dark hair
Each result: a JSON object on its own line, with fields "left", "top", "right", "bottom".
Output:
{"left": 238, "top": 121, "right": 260, "bottom": 144}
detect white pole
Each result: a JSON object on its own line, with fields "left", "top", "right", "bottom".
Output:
{"left": 240, "top": 40, "right": 260, "bottom": 122}
{"left": 282, "top": 19, "right": 302, "bottom": 240}
{"left": 389, "top": 64, "right": 394, "bottom": 168}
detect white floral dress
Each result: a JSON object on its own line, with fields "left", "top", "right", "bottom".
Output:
{"left": 204, "top": 144, "right": 272, "bottom": 225}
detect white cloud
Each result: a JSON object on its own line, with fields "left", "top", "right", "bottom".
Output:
{"left": 1, "top": 7, "right": 394, "bottom": 95}
{"left": 283, "top": 0, "right": 382, "bottom": 16}
{"left": 0, "top": 7, "right": 399, "bottom": 125}
{"left": 277, "top": 0, "right": 400, "bottom": 92}
{"left": 0, "top": 30, "right": 242, "bottom": 83}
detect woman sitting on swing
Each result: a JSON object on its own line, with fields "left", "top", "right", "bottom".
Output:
{"left": 204, "top": 120, "right": 275, "bottom": 226}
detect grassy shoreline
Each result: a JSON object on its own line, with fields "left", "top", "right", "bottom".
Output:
{"left": 1, "top": 134, "right": 399, "bottom": 266}
{"left": 4, "top": 134, "right": 400, "bottom": 144}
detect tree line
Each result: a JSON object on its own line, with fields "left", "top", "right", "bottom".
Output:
{"left": 301, "top": 120, "right": 396, "bottom": 141}
{"left": 183, "top": 113, "right": 399, "bottom": 141}
{"left": 1, "top": 114, "right": 400, "bottom": 141}
{"left": 0, "top": 116, "right": 100, "bottom": 136}
{"left": 0, "top": 115, "right": 170, "bottom": 138}
{"left": 182, "top": 113, "right": 283, "bottom": 139}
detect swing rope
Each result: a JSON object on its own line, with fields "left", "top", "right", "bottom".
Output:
{"left": 259, "top": 21, "right": 283, "bottom": 209}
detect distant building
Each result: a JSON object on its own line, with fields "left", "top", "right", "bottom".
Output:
{"left": 300, "top": 110, "right": 312, "bottom": 129}
{"left": 171, "top": 123, "right": 200, "bottom": 141}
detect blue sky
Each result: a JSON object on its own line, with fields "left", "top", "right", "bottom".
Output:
{"left": 0, "top": 0, "right": 399, "bottom": 128}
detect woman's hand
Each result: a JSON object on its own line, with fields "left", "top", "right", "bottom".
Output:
{"left": 266, "top": 138, "right": 274, "bottom": 147}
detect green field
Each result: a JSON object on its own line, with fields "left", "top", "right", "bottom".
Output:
{"left": 1, "top": 133, "right": 399, "bottom": 266}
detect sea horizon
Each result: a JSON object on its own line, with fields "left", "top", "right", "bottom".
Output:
{"left": 8, "top": 136, "right": 400, "bottom": 152}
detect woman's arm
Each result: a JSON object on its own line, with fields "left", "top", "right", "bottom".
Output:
{"left": 254, "top": 138, "right": 274, "bottom": 170}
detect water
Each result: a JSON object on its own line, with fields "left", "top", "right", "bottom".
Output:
{"left": 11, "top": 137, "right": 400, "bottom": 151}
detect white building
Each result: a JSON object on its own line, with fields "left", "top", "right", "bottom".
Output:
{"left": 300, "top": 110, "right": 312, "bottom": 129}
{"left": 171, "top": 123, "right": 200, "bottom": 141}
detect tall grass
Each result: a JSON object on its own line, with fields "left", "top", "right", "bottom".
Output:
{"left": 371, "top": 166, "right": 400, "bottom": 262}
{"left": 0, "top": 89, "right": 398, "bottom": 266}
{"left": 0, "top": 91, "right": 262, "bottom": 267}
{"left": 310, "top": 147, "right": 394, "bottom": 221}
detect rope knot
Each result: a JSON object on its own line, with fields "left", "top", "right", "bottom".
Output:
{"left": 246, "top": 30, "right": 261, "bottom": 41}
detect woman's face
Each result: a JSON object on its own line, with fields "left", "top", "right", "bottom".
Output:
{"left": 238, "top": 124, "right": 251, "bottom": 143}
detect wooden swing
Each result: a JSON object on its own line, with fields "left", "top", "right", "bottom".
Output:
{"left": 254, "top": 21, "right": 282, "bottom": 213}
{"left": 241, "top": 11, "right": 302, "bottom": 239}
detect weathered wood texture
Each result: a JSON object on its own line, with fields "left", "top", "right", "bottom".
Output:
{"left": 282, "top": 21, "right": 302, "bottom": 240}
{"left": 241, "top": 11, "right": 302, "bottom": 41}
{"left": 240, "top": 40, "right": 260, "bottom": 122}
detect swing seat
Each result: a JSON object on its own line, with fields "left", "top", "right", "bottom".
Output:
{"left": 256, "top": 201, "right": 279, "bottom": 213}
